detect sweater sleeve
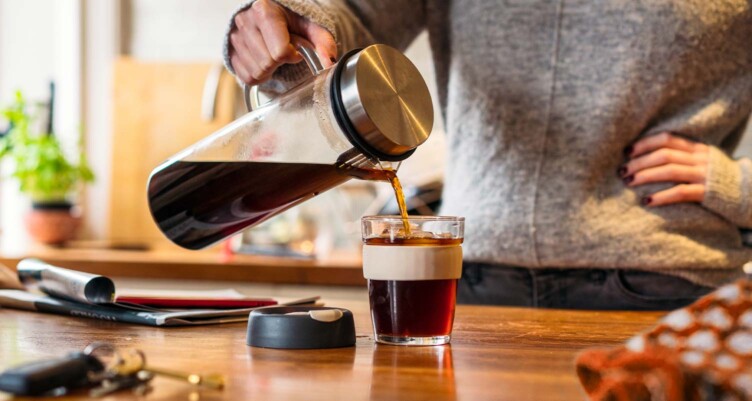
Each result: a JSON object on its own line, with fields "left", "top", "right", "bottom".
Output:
{"left": 701, "top": 146, "right": 752, "bottom": 229}
{"left": 223, "top": 0, "right": 426, "bottom": 90}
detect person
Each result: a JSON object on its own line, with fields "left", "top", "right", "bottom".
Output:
{"left": 223, "top": 0, "right": 752, "bottom": 310}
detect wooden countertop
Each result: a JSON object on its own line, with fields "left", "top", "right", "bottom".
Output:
{"left": 0, "top": 301, "right": 664, "bottom": 400}
{"left": 0, "top": 243, "right": 365, "bottom": 286}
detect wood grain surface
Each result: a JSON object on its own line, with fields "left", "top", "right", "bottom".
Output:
{"left": 0, "top": 301, "right": 664, "bottom": 401}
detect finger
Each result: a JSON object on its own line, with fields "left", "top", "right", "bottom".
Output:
{"left": 244, "top": 27, "right": 278, "bottom": 82}
{"left": 642, "top": 184, "right": 704, "bottom": 207}
{"left": 624, "top": 164, "right": 706, "bottom": 186}
{"left": 621, "top": 148, "right": 699, "bottom": 177}
{"left": 253, "top": 0, "right": 301, "bottom": 64}
{"left": 230, "top": 53, "right": 253, "bottom": 85}
{"left": 627, "top": 132, "right": 699, "bottom": 158}
{"left": 284, "top": 7, "right": 337, "bottom": 67}
{"left": 300, "top": 20, "right": 338, "bottom": 67}
{"left": 230, "top": 31, "right": 265, "bottom": 84}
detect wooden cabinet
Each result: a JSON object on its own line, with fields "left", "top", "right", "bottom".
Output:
{"left": 110, "top": 58, "right": 239, "bottom": 248}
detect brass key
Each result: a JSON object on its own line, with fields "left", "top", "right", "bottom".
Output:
{"left": 142, "top": 366, "right": 225, "bottom": 390}
{"left": 109, "top": 349, "right": 225, "bottom": 390}
{"left": 90, "top": 372, "right": 153, "bottom": 398}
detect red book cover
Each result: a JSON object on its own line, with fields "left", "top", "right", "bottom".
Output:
{"left": 115, "top": 296, "right": 278, "bottom": 309}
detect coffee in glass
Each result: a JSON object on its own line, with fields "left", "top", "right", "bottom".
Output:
{"left": 362, "top": 216, "right": 464, "bottom": 346}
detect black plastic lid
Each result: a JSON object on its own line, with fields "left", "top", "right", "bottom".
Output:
{"left": 246, "top": 306, "right": 356, "bottom": 349}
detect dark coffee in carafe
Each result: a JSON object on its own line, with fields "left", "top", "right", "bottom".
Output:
{"left": 146, "top": 44, "right": 433, "bottom": 249}
{"left": 148, "top": 161, "right": 412, "bottom": 250}
{"left": 148, "top": 161, "right": 346, "bottom": 249}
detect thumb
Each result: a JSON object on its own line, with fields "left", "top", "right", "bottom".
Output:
{"left": 296, "top": 19, "right": 338, "bottom": 68}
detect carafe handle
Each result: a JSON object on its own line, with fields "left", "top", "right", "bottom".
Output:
{"left": 243, "top": 35, "right": 327, "bottom": 111}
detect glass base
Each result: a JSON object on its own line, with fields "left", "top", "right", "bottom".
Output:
{"left": 376, "top": 334, "right": 451, "bottom": 346}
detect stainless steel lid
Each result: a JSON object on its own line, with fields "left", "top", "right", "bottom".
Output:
{"left": 336, "top": 45, "right": 434, "bottom": 157}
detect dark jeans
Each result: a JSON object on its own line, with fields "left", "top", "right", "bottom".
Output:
{"left": 458, "top": 262, "right": 714, "bottom": 310}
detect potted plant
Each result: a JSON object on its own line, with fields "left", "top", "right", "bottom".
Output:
{"left": 0, "top": 91, "right": 95, "bottom": 244}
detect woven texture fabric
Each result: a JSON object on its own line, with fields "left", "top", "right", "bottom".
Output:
{"left": 577, "top": 279, "right": 752, "bottom": 401}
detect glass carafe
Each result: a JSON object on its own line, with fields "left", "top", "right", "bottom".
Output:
{"left": 147, "top": 40, "right": 434, "bottom": 250}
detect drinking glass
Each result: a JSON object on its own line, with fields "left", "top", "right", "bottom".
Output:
{"left": 361, "top": 216, "right": 464, "bottom": 345}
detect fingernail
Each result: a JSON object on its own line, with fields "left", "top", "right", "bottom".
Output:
{"left": 641, "top": 196, "right": 652, "bottom": 206}
{"left": 623, "top": 146, "right": 633, "bottom": 157}
{"left": 617, "top": 166, "right": 628, "bottom": 177}
{"left": 622, "top": 175, "right": 634, "bottom": 184}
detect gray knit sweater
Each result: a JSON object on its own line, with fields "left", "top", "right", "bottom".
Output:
{"left": 224, "top": 0, "right": 752, "bottom": 287}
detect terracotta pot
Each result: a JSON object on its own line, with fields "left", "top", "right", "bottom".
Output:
{"left": 24, "top": 202, "right": 82, "bottom": 245}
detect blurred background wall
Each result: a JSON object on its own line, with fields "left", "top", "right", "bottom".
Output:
{"left": 0, "top": 0, "right": 86, "bottom": 248}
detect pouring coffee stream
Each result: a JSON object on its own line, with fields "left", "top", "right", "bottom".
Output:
{"left": 333, "top": 148, "right": 410, "bottom": 233}
{"left": 147, "top": 41, "right": 431, "bottom": 249}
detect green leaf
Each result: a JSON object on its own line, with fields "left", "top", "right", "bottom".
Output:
{"left": 0, "top": 91, "right": 96, "bottom": 201}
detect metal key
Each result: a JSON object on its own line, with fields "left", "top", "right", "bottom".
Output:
{"left": 108, "top": 348, "right": 225, "bottom": 390}
{"left": 85, "top": 344, "right": 154, "bottom": 397}
{"left": 90, "top": 371, "right": 153, "bottom": 398}
{"left": 141, "top": 366, "right": 225, "bottom": 390}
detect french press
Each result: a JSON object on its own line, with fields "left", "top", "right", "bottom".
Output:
{"left": 147, "top": 40, "right": 434, "bottom": 250}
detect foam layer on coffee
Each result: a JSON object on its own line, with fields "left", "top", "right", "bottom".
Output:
{"left": 362, "top": 245, "right": 462, "bottom": 281}
{"left": 363, "top": 230, "right": 462, "bottom": 247}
